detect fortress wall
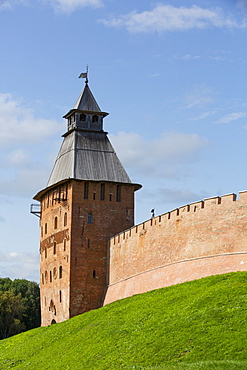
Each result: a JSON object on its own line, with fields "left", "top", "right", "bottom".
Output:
{"left": 104, "top": 191, "right": 247, "bottom": 305}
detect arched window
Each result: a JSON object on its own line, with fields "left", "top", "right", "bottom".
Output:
{"left": 87, "top": 213, "right": 93, "bottom": 224}
{"left": 54, "top": 217, "right": 58, "bottom": 229}
{"left": 59, "top": 266, "right": 62, "bottom": 279}
{"left": 53, "top": 242, "right": 56, "bottom": 255}
{"left": 45, "top": 271, "right": 48, "bottom": 283}
{"left": 64, "top": 212, "right": 67, "bottom": 227}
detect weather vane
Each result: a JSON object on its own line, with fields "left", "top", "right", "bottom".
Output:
{"left": 79, "top": 65, "right": 89, "bottom": 84}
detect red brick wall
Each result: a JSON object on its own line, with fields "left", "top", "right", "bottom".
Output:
{"left": 104, "top": 191, "right": 247, "bottom": 305}
{"left": 40, "top": 179, "right": 136, "bottom": 326}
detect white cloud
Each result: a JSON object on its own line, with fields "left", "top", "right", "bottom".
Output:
{"left": 44, "top": 0, "right": 103, "bottom": 13}
{"left": 0, "top": 93, "right": 62, "bottom": 147}
{"left": 183, "top": 86, "right": 215, "bottom": 109}
{"left": 7, "top": 149, "right": 29, "bottom": 167}
{"left": 110, "top": 131, "right": 209, "bottom": 179}
{"left": 0, "top": 0, "right": 28, "bottom": 11}
{"left": 0, "top": 166, "right": 51, "bottom": 197}
{"left": 215, "top": 112, "right": 247, "bottom": 124}
{"left": 101, "top": 5, "right": 240, "bottom": 33}
{"left": 0, "top": 251, "right": 39, "bottom": 281}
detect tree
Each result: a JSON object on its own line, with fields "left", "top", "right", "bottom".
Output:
{"left": 0, "top": 278, "right": 40, "bottom": 339}
{"left": 0, "top": 290, "right": 25, "bottom": 339}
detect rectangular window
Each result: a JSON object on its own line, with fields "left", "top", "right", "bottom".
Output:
{"left": 84, "top": 182, "right": 89, "bottom": 199}
{"left": 116, "top": 185, "right": 121, "bottom": 202}
{"left": 100, "top": 183, "right": 105, "bottom": 201}
{"left": 87, "top": 213, "right": 93, "bottom": 224}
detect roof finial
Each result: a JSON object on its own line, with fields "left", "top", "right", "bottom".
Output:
{"left": 78, "top": 65, "right": 89, "bottom": 84}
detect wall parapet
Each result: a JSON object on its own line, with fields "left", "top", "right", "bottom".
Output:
{"left": 104, "top": 190, "right": 247, "bottom": 306}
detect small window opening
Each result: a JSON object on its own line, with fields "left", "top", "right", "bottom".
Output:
{"left": 53, "top": 267, "right": 57, "bottom": 279}
{"left": 41, "top": 226, "right": 43, "bottom": 238}
{"left": 92, "top": 115, "right": 98, "bottom": 123}
{"left": 45, "top": 247, "right": 47, "bottom": 258}
{"left": 116, "top": 185, "right": 121, "bottom": 202}
{"left": 53, "top": 242, "right": 56, "bottom": 254}
{"left": 109, "top": 193, "right": 113, "bottom": 202}
{"left": 93, "top": 270, "right": 96, "bottom": 278}
{"left": 87, "top": 239, "right": 90, "bottom": 248}
{"left": 45, "top": 223, "right": 47, "bottom": 234}
{"left": 80, "top": 113, "right": 86, "bottom": 121}
{"left": 50, "top": 271, "right": 52, "bottom": 282}
{"left": 64, "top": 212, "right": 67, "bottom": 227}
{"left": 54, "top": 217, "right": 58, "bottom": 229}
{"left": 84, "top": 182, "right": 89, "bottom": 199}
{"left": 88, "top": 213, "right": 93, "bottom": 224}
{"left": 59, "top": 266, "right": 62, "bottom": 279}
{"left": 100, "top": 183, "right": 105, "bottom": 201}
{"left": 42, "top": 274, "right": 44, "bottom": 285}
{"left": 59, "top": 290, "right": 62, "bottom": 303}
{"left": 63, "top": 238, "right": 66, "bottom": 251}
{"left": 93, "top": 192, "right": 96, "bottom": 200}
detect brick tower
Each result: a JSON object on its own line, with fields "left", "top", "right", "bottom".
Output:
{"left": 34, "top": 77, "right": 141, "bottom": 326}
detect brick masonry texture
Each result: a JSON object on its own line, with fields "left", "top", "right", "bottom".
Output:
{"left": 40, "top": 179, "right": 136, "bottom": 326}
{"left": 104, "top": 191, "right": 247, "bottom": 305}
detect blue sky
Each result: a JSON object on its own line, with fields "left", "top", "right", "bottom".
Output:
{"left": 1, "top": 0, "right": 247, "bottom": 282}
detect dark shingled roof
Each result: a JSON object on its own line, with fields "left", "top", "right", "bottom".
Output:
{"left": 33, "top": 81, "right": 141, "bottom": 201}
{"left": 46, "top": 130, "right": 133, "bottom": 187}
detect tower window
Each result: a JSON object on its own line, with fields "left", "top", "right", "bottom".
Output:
{"left": 116, "top": 185, "right": 121, "bottom": 202}
{"left": 64, "top": 212, "right": 67, "bottom": 227}
{"left": 42, "top": 274, "right": 44, "bottom": 285}
{"left": 88, "top": 213, "right": 93, "bottom": 224}
{"left": 54, "top": 217, "right": 58, "bottom": 229}
{"left": 93, "top": 192, "right": 96, "bottom": 200}
{"left": 50, "top": 271, "right": 52, "bottom": 282}
{"left": 59, "top": 266, "right": 62, "bottom": 279}
{"left": 84, "top": 182, "right": 89, "bottom": 199}
{"left": 92, "top": 115, "right": 98, "bottom": 123}
{"left": 87, "top": 239, "right": 90, "bottom": 248}
{"left": 59, "top": 290, "right": 62, "bottom": 303}
{"left": 45, "top": 223, "right": 47, "bottom": 234}
{"left": 93, "top": 270, "right": 96, "bottom": 278}
{"left": 109, "top": 193, "right": 113, "bottom": 202}
{"left": 41, "top": 226, "right": 43, "bottom": 238}
{"left": 80, "top": 113, "right": 86, "bottom": 121}
{"left": 64, "top": 238, "right": 66, "bottom": 251}
{"left": 53, "top": 242, "right": 56, "bottom": 254}
{"left": 100, "top": 183, "right": 105, "bottom": 201}
{"left": 45, "top": 247, "right": 47, "bottom": 258}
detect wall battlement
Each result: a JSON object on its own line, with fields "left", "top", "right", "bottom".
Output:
{"left": 104, "top": 190, "right": 247, "bottom": 305}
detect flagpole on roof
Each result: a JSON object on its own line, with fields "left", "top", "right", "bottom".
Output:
{"left": 78, "top": 65, "right": 89, "bottom": 84}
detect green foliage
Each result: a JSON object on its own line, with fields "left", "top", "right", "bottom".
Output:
{"left": 0, "top": 278, "right": 40, "bottom": 339}
{"left": 1, "top": 272, "right": 247, "bottom": 369}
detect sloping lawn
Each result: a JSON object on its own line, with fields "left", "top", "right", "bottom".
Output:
{"left": 1, "top": 272, "right": 247, "bottom": 369}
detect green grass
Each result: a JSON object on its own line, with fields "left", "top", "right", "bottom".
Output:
{"left": 1, "top": 272, "right": 247, "bottom": 369}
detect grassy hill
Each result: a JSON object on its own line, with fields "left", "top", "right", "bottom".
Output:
{"left": 1, "top": 272, "right": 247, "bottom": 369}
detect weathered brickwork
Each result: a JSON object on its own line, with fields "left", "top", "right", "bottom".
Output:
{"left": 104, "top": 191, "right": 247, "bottom": 305}
{"left": 40, "top": 179, "right": 136, "bottom": 326}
